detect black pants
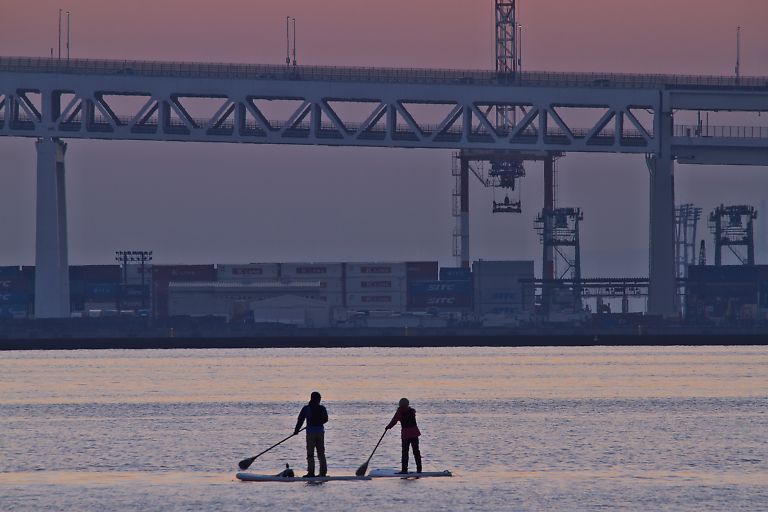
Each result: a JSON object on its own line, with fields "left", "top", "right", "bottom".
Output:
{"left": 401, "top": 437, "right": 422, "bottom": 472}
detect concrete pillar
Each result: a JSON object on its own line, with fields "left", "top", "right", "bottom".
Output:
{"left": 647, "top": 105, "right": 676, "bottom": 316}
{"left": 35, "top": 137, "right": 70, "bottom": 318}
{"left": 459, "top": 154, "right": 470, "bottom": 268}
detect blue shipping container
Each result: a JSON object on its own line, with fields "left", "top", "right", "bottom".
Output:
{"left": 0, "top": 266, "right": 21, "bottom": 278}
{"left": 123, "top": 285, "right": 149, "bottom": 298}
{"left": 70, "top": 280, "right": 86, "bottom": 296}
{"left": 71, "top": 265, "right": 122, "bottom": 282}
{"left": 408, "top": 294, "right": 472, "bottom": 308}
{"left": 85, "top": 283, "right": 119, "bottom": 299}
{"left": 439, "top": 267, "right": 472, "bottom": 281}
{"left": 0, "top": 277, "right": 32, "bottom": 292}
{"left": 409, "top": 280, "right": 472, "bottom": 296}
{"left": 0, "top": 291, "right": 30, "bottom": 304}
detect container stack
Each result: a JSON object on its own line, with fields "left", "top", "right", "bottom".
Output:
{"left": 472, "top": 261, "right": 534, "bottom": 317}
{"left": 0, "top": 266, "right": 32, "bottom": 318}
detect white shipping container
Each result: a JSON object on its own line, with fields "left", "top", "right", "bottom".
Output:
{"left": 318, "top": 278, "right": 344, "bottom": 292}
{"left": 346, "top": 262, "right": 407, "bottom": 278}
{"left": 318, "top": 291, "right": 345, "bottom": 307}
{"left": 345, "top": 276, "right": 406, "bottom": 292}
{"left": 281, "top": 263, "right": 344, "bottom": 278}
{"left": 346, "top": 291, "right": 407, "bottom": 311}
{"left": 217, "top": 263, "right": 280, "bottom": 281}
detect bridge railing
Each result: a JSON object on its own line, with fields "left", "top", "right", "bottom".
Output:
{"left": 2, "top": 56, "right": 768, "bottom": 90}
{"left": 675, "top": 124, "right": 768, "bottom": 139}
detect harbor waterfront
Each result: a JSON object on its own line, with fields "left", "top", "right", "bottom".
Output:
{"left": 1, "top": 346, "right": 766, "bottom": 511}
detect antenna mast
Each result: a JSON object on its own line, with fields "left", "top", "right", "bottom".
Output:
{"left": 735, "top": 26, "right": 741, "bottom": 83}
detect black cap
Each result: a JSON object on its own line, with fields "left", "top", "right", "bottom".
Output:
{"left": 399, "top": 397, "right": 409, "bottom": 407}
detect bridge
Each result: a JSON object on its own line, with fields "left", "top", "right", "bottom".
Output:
{"left": 1, "top": 55, "right": 767, "bottom": 317}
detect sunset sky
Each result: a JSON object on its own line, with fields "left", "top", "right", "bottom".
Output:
{"left": 1, "top": 1, "right": 767, "bottom": 277}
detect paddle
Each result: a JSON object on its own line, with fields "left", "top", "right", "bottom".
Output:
{"left": 355, "top": 429, "right": 388, "bottom": 477}
{"left": 238, "top": 427, "right": 306, "bottom": 470}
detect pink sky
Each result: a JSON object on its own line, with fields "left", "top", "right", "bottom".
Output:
{"left": 4, "top": 0, "right": 767, "bottom": 75}
{"left": 1, "top": 1, "right": 767, "bottom": 284}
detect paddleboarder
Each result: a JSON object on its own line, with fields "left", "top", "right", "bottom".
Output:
{"left": 294, "top": 391, "right": 329, "bottom": 477}
{"left": 385, "top": 397, "right": 422, "bottom": 474}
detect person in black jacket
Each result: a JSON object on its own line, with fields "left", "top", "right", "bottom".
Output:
{"left": 294, "top": 391, "right": 329, "bottom": 477}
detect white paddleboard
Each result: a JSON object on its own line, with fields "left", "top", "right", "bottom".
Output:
{"left": 368, "top": 469, "right": 452, "bottom": 478}
{"left": 236, "top": 472, "right": 371, "bottom": 482}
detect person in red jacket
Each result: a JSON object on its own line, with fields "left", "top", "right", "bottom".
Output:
{"left": 385, "top": 397, "right": 422, "bottom": 474}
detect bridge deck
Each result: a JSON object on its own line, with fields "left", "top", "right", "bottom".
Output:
{"left": 1, "top": 56, "right": 767, "bottom": 91}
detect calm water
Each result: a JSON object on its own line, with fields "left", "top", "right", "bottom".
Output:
{"left": 1, "top": 346, "right": 766, "bottom": 511}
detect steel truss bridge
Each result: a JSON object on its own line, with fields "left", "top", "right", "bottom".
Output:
{"left": 1, "top": 56, "right": 767, "bottom": 317}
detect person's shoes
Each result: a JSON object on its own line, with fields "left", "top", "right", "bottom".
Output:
{"left": 417, "top": 468, "right": 422, "bottom": 473}
{"left": 319, "top": 472, "right": 327, "bottom": 477}
{"left": 302, "top": 473, "right": 315, "bottom": 478}
{"left": 395, "top": 470, "right": 408, "bottom": 475}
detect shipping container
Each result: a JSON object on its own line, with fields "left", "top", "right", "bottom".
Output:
{"left": 345, "top": 276, "right": 405, "bottom": 292}
{"left": 0, "top": 291, "right": 30, "bottom": 304}
{"left": 317, "top": 291, "right": 344, "bottom": 307}
{"left": 70, "top": 265, "right": 122, "bottom": 282}
{"left": 281, "top": 263, "right": 344, "bottom": 278}
{"left": 406, "top": 261, "right": 438, "bottom": 281}
{"left": 409, "top": 280, "right": 472, "bottom": 296}
{"left": 152, "top": 265, "right": 216, "bottom": 283}
{"left": 346, "top": 292, "right": 406, "bottom": 311}
{"left": 439, "top": 267, "right": 472, "bottom": 281}
{"left": 85, "top": 282, "right": 120, "bottom": 299}
{"left": 21, "top": 266, "right": 35, "bottom": 282}
{"left": 346, "top": 262, "right": 407, "bottom": 277}
{"left": 69, "top": 280, "right": 86, "bottom": 297}
{"left": 472, "top": 260, "right": 534, "bottom": 278}
{"left": 0, "top": 266, "right": 21, "bottom": 278}
{"left": 122, "top": 284, "right": 150, "bottom": 298}
{"left": 0, "top": 277, "right": 32, "bottom": 292}
{"left": 408, "top": 293, "right": 472, "bottom": 309}
{"left": 407, "top": 280, "right": 472, "bottom": 310}
{"left": 217, "top": 263, "right": 280, "bottom": 281}
{"left": 0, "top": 304, "right": 29, "bottom": 318}
{"left": 84, "top": 301, "right": 118, "bottom": 312}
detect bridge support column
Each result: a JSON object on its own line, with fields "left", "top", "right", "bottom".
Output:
{"left": 34, "top": 138, "right": 70, "bottom": 318}
{"left": 647, "top": 119, "right": 676, "bottom": 317}
{"left": 459, "top": 154, "right": 470, "bottom": 268}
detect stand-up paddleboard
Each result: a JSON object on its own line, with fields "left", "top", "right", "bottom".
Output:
{"left": 368, "top": 469, "right": 452, "bottom": 478}
{"left": 236, "top": 472, "right": 371, "bottom": 482}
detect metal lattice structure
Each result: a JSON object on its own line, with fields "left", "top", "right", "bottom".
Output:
{"left": 535, "top": 207, "right": 583, "bottom": 313}
{"left": 675, "top": 204, "right": 702, "bottom": 279}
{"left": 708, "top": 204, "right": 757, "bottom": 265}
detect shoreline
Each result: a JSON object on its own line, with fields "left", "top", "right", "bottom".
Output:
{"left": 2, "top": 333, "right": 767, "bottom": 350}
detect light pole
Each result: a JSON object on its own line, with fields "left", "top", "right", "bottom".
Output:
{"left": 115, "top": 250, "right": 153, "bottom": 311}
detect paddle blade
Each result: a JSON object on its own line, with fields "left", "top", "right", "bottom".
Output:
{"left": 238, "top": 457, "right": 256, "bottom": 470}
{"left": 355, "top": 462, "right": 369, "bottom": 477}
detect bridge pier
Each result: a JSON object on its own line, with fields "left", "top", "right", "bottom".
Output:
{"left": 646, "top": 106, "right": 677, "bottom": 316}
{"left": 34, "top": 137, "right": 70, "bottom": 318}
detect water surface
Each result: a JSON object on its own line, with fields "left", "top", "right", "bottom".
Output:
{"left": 1, "top": 347, "right": 766, "bottom": 510}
